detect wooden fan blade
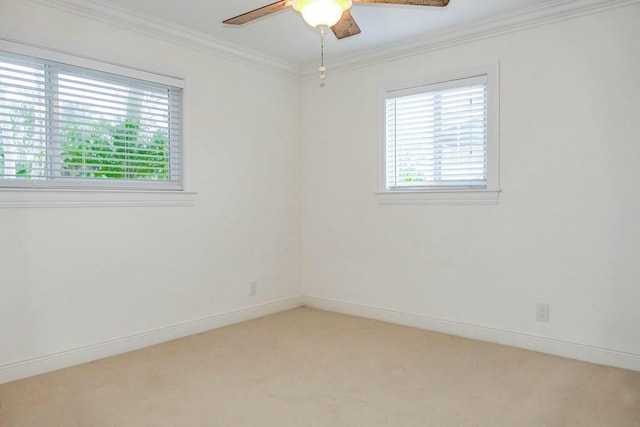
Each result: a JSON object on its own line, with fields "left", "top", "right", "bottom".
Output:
{"left": 353, "top": 0, "right": 450, "bottom": 6}
{"left": 331, "top": 10, "right": 362, "bottom": 39}
{"left": 223, "top": 1, "right": 290, "bottom": 25}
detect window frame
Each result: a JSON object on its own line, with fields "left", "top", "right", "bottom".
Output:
{"left": 0, "top": 39, "right": 194, "bottom": 208}
{"left": 376, "top": 63, "right": 500, "bottom": 205}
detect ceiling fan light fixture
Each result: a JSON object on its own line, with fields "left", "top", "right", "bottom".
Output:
{"left": 292, "top": 0, "right": 352, "bottom": 28}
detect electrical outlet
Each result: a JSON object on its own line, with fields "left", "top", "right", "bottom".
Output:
{"left": 250, "top": 281, "right": 258, "bottom": 296}
{"left": 536, "top": 303, "right": 549, "bottom": 322}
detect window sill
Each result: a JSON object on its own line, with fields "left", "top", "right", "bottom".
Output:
{"left": 0, "top": 189, "right": 197, "bottom": 208}
{"left": 374, "top": 190, "right": 500, "bottom": 206}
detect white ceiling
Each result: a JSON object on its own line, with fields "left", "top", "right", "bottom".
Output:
{"left": 91, "top": 0, "right": 571, "bottom": 69}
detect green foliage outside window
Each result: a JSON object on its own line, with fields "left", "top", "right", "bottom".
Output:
{"left": 62, "top": 118, "right": 169, "bottom": 181}
{"left": 2, "top": 105, "right": 170, "bottom": 181}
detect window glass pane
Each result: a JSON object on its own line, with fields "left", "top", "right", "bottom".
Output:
{"left": 385, "top": 79, "right": 487, "bottom": 190}
{"left": 55, "top": 72, "right": 172, "bottom": 182}
{"left": 0, "top": 51, "right": 183, "bottom": 190}
{"left": 0, "top": 60, "right": 47, "bottom": 179}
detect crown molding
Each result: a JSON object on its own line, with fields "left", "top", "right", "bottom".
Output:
{"left": 27, "top": 0, "right": 301, "bottom": 79}
{"left": 301, "top": 0, "right": 640, "bottom": 78}
{"left": 23, "top": 0, "right": 639, "bottom": 81}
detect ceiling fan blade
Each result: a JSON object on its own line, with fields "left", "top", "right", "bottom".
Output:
{"left": 223, "top": 1, "right": 291, "bottom": 25}
{"left": 352, "top": 0, "right": 450, "bottom": 6}
{"left": 331, "top": 10, "right": 362, "bottom": 39}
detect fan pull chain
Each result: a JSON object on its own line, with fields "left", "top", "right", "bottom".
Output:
{"left": 319, "top": 27, "right": 327, "bottom": 81}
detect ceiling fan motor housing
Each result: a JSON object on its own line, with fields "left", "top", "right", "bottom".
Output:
{"left": 292, "top": 0, "right": 353, "bottom": 28}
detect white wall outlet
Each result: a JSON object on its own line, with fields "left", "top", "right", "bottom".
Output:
{"left": 536, "top": 303, "right": 549, "bottom": 322}
{"left": 250, "top": 281, "right": 258, "bottom": 296}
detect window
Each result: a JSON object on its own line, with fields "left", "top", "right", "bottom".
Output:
{"left": 0, "top": 47, "right": 186, "bottom": 200}
{"left": 378, "top": 65, "right": 500, "bottom": 205}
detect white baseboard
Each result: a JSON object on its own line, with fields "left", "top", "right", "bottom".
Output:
{"left": 0, "top": 296, "right": 304, "bottom": 385}
{"left": 303, "top": 296, "right": 640, "bottom": 372}
{"left": 4, "top": 295, "right": 637, "bottom": 385}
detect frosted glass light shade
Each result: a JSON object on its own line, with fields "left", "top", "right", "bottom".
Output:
{"left": 292, "top": 0, "right": 352, "bottom": 28}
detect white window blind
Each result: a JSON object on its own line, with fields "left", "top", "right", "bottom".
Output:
{"left": 0, "top": 51, "right": 183, "bottom": 191}
{"left": 385, "top": 75, "right": 488, "bottom": 191}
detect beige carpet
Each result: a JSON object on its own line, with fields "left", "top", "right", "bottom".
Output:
{"left": 1, "top": 307, "right": 639, "bottom": 426}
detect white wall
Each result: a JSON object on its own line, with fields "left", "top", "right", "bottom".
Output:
{"left": 301, "top": 4, "right": 640, "bottom": 368}
{"left": 0, "top": 0, "right": 302, "bottom": 381}
{"left": 2, "top": 0, "right": 639, "bottom": 383}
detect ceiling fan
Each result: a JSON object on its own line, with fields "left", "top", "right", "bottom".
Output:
{"left": 224, "top": 0, "right": 451, "bottom": 79}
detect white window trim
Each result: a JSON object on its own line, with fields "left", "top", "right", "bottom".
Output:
{"left": 0, "top": 188, "right": 196, "bottom": 208}
{"left": 376, "top": 63, "right": 501, "bottom": 206}
{"left": 0, "top": 38, "right": 195, "bottom": 208}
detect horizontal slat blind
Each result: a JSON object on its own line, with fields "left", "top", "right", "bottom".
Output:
{"left": 385, "top": 75, "right": 488, "bottom": 190}
{"left": 0, "top": 51, "right": 183, "bottom": 190}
